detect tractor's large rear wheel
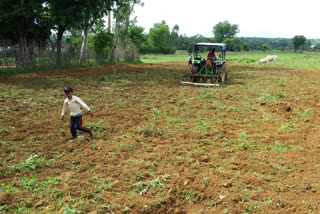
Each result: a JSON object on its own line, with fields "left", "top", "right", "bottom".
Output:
{"left": 191, "top": 64, "right": 200, "bottom": 82}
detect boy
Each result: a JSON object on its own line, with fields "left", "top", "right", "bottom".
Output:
{"left": 188, "top": 53, "right": 192, "bottom": 66}
{"left": 61, "top": 86, "right": 93, "bottom": 139}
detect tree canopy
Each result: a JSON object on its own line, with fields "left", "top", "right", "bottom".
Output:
{"left": 212, "top": 21, "right": 239, "bottom": 43}
{"left": 292, "top": 35, "right": 307, "bottom": 52}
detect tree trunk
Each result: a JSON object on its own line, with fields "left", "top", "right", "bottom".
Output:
{"left": 49, "top": 37, "right": 56, "bottom": 56}
{"left": 17, "top": 36, "right": 35, "bottom": 68}
{"left": 80, "top": 25, "right": 89, "bottom": 64}
{"left": 108, "top": 10, "right": 111, "bottom": 33}
{"left": 56, "top": 27, "right": 64, "bottom": 66}
{"left": 109, "top": 8, "right": 119, "bottom": 63}
{"left": 123, "top": 9, "right": 130, "bottom": 61}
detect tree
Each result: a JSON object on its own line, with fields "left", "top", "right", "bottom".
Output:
{"left": 262, "top": 43, "right": 270, "bottom": 51}
{"left": 121, "top": 0, "right": 143, "bottom": 61}
{"left": 213, "top": 21, "right": 239, "bottom": 43}
{"left": 0, "top": 0, "right": 51, "bottom": 67}
{"left": 148, "top": 21, "right": 173, "bottom": 53}
{"left": 79, "top": 0, "right": 112, "bottom": 64}
{"left": 170, "top": 24, "right": 179, "bottom": 47}
{"left": 48, "top": 0, "right": 115, "bottom": 66}
{"left": 222, "top": 38, "right": 233, "bottom": 51}
{"left": 91, "top": 20, "right": 114, "bottom": 63}
{"left": 48, "top": 0, "right": 83, "bottom": 66}
{"left": 278, "top": 39, "right": 290, "bottom": 50}
{"left": 292, "top": 35, "right": 306, "bottom": 52}
{"left": 128, "top": 21, "right": 145, "bottom": 46}
{"left": 109, "top": 1, "right": 120, "bottom": 63}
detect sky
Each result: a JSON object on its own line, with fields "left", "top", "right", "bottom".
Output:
{"left": 134, "top": 0, "right": 320, "bottom": 39}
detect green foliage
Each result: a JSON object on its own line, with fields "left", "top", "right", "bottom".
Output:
{"left": 63, "top": 206, "right": 81, "bottom": 214}
{"left": 267, "top": 144, "right": 294, "bottom": 152}
{"left": 85, "top": 120, "right": 110, "bottom": 131}
{"left": 292, "top": 35, "right": 307, "bottom": 52}
{"left": 0, "top": 205, "right": 8, "bottom": 213}
{"left": 0, "top": 0, "right": 52, "bottom": 67}
{"left": 212, "top": 20, "right": 239, "bottom": 43}
{"left": 128, "top": 24, "right": 146, "bottom": 46}
{"left": 278, "top": 123, "right": 297, "bottom": 131}
{"left": 7, "top": 155, "right": 50, "bottom": 173}
{"left": 133, "top": 176, "right": 166, "bottom": 195}
{"left": 141, "top": 21, "right": 176, "bottom": 54}
{"left": 91, "top": 20, "right": 114, "bottom": 63}
{"left": 223, "top": 38, "right": 250, "bottom": 51}
{"left": 262, "top": 43, "right": 271, "bottom": 51}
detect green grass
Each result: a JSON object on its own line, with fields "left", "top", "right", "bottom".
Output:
{"left": 3, "top": 51, "right": 320, "bottom": 77}
{"left": 227, "top": 51, "right": 320, "bottom": 69}
{"left": 141, "top": 50, "right": 320, "bottom": 70}
{"left": 140, "top": 50, "right": 189, "bottom": 63}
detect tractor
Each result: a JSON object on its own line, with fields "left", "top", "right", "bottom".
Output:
{"left": 182, "top": 43, "right": 228, "bottom": 86}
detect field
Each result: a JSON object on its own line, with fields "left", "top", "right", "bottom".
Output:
{"left": 1, "top": 52, "right": 320, "bottom": 213}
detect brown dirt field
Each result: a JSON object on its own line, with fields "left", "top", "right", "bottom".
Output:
{"left": 1, "top": 61, "right": 320, "bottom": 213}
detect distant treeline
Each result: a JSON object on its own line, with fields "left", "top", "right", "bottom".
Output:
{"left": 140, "top": 34, "right": 319, "bottom": 54}
{"left": 138, "top": 21, "right": 320, "bottom": 54}
{"left": 149, "top": 34, "right": 319, "bottom": 53}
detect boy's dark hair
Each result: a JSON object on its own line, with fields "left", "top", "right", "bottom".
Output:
{"left": 64, "top": 86, "right": 73, "bottom": 93}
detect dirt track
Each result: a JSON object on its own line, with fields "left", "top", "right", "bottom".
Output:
{"left": 1, "top": 62, "right": 320, "bottom": 213}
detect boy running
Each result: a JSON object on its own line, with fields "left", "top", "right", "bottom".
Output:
{"left": 61, "top": 86, "right": 93, "bottom": 139}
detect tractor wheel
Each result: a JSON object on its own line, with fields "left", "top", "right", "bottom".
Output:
{"left": 224, "top": 65, "right": 228, "bottom": 81}
{"left": 217, "top": 65, "right": 227, "bottom": 83}
{"left": 192, "top": 64, "right": 200, "bottom": 74}
{"left": 191, "top": 64, "right": 200, "bottom": 82}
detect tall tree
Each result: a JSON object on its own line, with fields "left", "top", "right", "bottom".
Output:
{"left": 109, "top": 0, "right": 141, "bottom": 62}
{"left": 109, "top": 2, "right": 120, "bottom": 63}
{"left": 212, "top": 21, "right": 239, "bottom": 43}
{"left": 292, "top": 35, "right": 307, "bottom": 52}
{"left": 91, "top": 19, "right": 114, "bottom": 62}
{"left": 121, "top": 0, "right": 143, "bottom": 61}
{"left": 148, "top": 21, "right": 170, "bottom": 53}
{"left": 48, "top": 0, "right": 83, "bottom": 66}
{"left": 79, "top": 0, "right": 112, "bottom": 64}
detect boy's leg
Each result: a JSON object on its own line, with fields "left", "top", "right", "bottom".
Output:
{"left": 75, "top": 115, "right": 92, "bottom": 136}
{"left": 70, "top": 116, "right": 77, "bottom": 139}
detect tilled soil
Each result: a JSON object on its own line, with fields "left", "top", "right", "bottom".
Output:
{"left": 1, "top": 61, "right": 320, "bottom": 213}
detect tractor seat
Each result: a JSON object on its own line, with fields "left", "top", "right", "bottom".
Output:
{"left": 207, "top": 57, "right": 216, "bottom": 65}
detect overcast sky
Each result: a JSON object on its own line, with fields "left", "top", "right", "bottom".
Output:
{"left": 134, "top": 0, "right": 320, "bottom": 39}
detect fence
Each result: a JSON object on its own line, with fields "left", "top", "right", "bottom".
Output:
{"left": 0, "top": 40, "right": 140, "bottom": 69}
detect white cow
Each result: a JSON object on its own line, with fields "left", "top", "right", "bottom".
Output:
{"left": 257, "top": 58, "right": 268, "bottom": 64}
{"left": 265, "top": 55, "right": 278, "bottom": 64}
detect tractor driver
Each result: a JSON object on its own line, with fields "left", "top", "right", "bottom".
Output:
{"left": 207, "top": 48, "right": 216, "bottom": 60}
